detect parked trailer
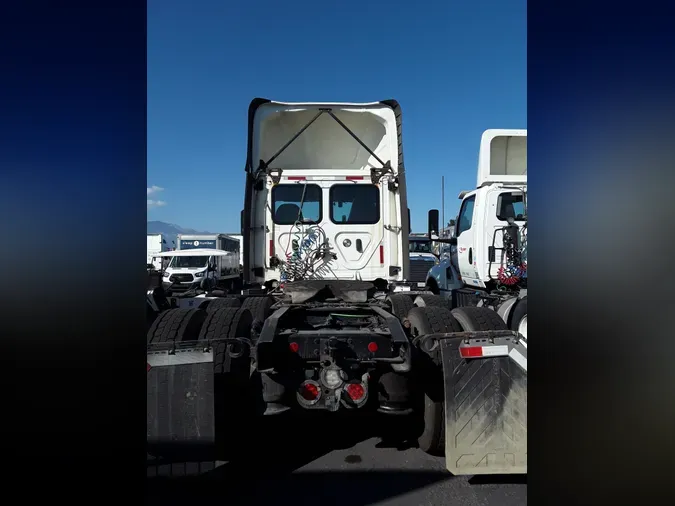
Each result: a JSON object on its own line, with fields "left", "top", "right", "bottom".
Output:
{"left": 147, "top": 100, "right": 527, "bottom": 477}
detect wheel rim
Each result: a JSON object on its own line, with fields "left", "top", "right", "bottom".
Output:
{"left": 517, "top": 315, "right": 527, "bottom": 339}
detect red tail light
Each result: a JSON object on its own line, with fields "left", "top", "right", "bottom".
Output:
{"left": 379, "top": 245, "right": 384, "bottom": 264}
{"left": 345, "top": 383, "right": 365, "bottom": 401}
{"left": 269, "top": 239, "right": 274, "bottom": 257}
{"left": 367, "top": 341, "right": 378, "bottom": 353}
{"left": 289, "top": 342, "right": 299, "bottom": 353}
{"left": 300, "top": 382, "right": 320, "bottom": 401}
{"left": 459, "top": 346, "right": 483, "bottom": 358}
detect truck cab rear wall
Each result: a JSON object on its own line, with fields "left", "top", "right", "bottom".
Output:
{"left": 242, "top": 100, "right": 410, "bottom": 285}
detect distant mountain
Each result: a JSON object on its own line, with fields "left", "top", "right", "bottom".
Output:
{"left": 147, "top": 221, "right": 215, "bottom": 248}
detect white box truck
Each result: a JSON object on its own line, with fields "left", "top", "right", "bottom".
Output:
{"left": 177, "top": 234, "right": 239, "bottom": 255}
{"left": 147, "top": 233, "right": 168, "bottom": 270}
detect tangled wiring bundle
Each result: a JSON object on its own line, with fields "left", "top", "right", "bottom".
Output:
{"left": 497, "top": 263, "right": 527, "bottom": 285}
{"left": 497, "top": 222, "right": 527, "bottom": 286}
{"left": 279, "top": 223, "right": 337, "bottom": 283}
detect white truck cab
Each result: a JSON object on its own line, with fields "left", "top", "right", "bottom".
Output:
{"left": 147, "top": 111, "right": 529, "bottom": 478}
{"left": 241, "top": 99, "right": 410, "bottom": 291}
{"left": 157, "top": 248, "right": 239, "bottom": 293}
{"left": 427, "top": 129, "right": 528, "bottom": 336}
{"left": 408, "top": 234, "right": 439, "bottom": 288}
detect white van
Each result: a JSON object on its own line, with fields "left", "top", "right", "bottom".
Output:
{"left": 158, "top": 248, "right": 240, "bottom": 293}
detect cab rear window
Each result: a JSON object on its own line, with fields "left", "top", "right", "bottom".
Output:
{"left": 272, "top": 184, "right": 322, "bottom": 224}
{"left": 496, "top": 192, "right": 526, "bottom": 221}
{"left": 330, "top": 184, "right": 380, "bottom": 224}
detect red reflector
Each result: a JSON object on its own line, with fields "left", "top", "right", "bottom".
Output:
{"left": 379, "top": 245, "right": 384, "bottom": 264}
{"left": 459, "top": 346, "right": 483, "bottom": 358}
{"left": 288, "top": 176, "right": 306, "bottom": 180}
{"left": 300, "top": 382, "right": 319, "bottom": 401}
{"left": 367, "top": 341, "right": 378, "bottom": 353}
{"left": 147, "top": 363, "right": 152, "bottom": 372}
{"left": 345, "top": 383, "right": 365, "bottom": 400}
{"left": 346, "top": 176, "right": 363, "bottom": 180}
{"left": 269, "top": 239, "right": 274, "bottom": 257}
{"left": 289, "top": 342, "right": 299, "bottom": 353}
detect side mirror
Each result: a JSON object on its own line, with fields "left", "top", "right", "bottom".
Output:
{"left": 428, "top": 209, "right": 439, "bottom": 239}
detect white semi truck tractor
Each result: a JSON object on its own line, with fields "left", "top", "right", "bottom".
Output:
{"left": 146, "top": 103, "right": 527, "bottom": 477}
{"left": 426, "top": 129, "right": 528, "bottom": 341}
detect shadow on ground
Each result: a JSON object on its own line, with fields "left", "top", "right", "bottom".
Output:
{"left": 147, "top": 469, "right": 452, "bottom": 506}
{"left": 469, "top": 474, "right": 528, "bottom": 485}
{"left": 147, "top": 413, "right": 455, "bottom": 505}
{"left": 147, "top": 412, "right": 525, "bottom": 505}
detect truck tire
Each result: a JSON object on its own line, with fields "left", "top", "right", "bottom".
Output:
{"left": 203, "top": 297, "right": 241, "bottom": 313}
{"left": 413, "top": 293, "right": 451, "bottom": 309}
{"left": 198, "top": 307, "right": 252, "bottom": 340}
{"left": 198, "top": 307, "right": 255, "bottom": 458}
{"left": 198, "top": 307, "right": 253, "bottom": 371}
{"left": 241, "top": 296, "right": 275, "bottom": 332}
{"left": 386, "top": 293, "right": 415, "bottom": 322}
{"left": 146, "top": 303, "right": 157, "bottom": 332}
{"left": 146, "top": 308, "right": 207, "bottom": 345}
{"left": 407, "top": 306, "right": 463, "bottom": 456}
{"left": 509, "top": 296, "right": 527, "bottom": 340}
{"left": 450, "top": 306, "right": 508, "bottom": 332}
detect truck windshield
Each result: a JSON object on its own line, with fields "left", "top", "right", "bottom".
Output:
{"left": 169, "top": 256, "right": 209, "bottom": 268}
{"left": 330, "top": 184, "right": 380, "bottom": 224}
{"left": 409, "top": 241, "right": 432, "bottom": 253}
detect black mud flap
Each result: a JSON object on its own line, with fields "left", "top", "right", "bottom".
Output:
{"left": 439, "top": 336, "right": 527, "bottom": 475}
{"left": 147, "top": 343, "right": 216, "bottom": 468}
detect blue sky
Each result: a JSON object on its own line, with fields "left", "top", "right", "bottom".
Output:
{"left": 147, "top": 0, "right": 526, "bottom": 233}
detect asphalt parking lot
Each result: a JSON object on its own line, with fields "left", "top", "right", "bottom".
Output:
{"left": 147, "top": 415, "right": 526, "bottom": 506}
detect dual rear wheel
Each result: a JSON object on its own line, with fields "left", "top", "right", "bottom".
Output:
{"left": 147, "top": 303, "right": 260, "bottom": 460}
{"left": 509, "top": 296, "right": 528, "bottom": 340}
{"left": 408, "top": 305, "right": 508, "bottom": 456}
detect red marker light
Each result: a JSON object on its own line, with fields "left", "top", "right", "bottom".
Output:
{"left": 345, "top": 383, "right": 365, "bottom": 401}
{"left": 379, "top": 245, "right": 384, "bottom": 264}
{"left": 300, "top": 382, "right": 319, "bottom": 401}
{"left": 459, "top": 346, "right": 483, "bottom": 358}
{"left": 288, "top": 176, "right": 306, "bottom": 181}
{"left": 367, "top": 342, "right": 378, "bottom": 353}
{"left": 147, "top": 363, "right": 152, "bottom": 373}
{"left": 346, "top": 176, "right": 363, "bottom": 181}
{"left": 269, "top": 239, "right": 275, "bottom": 257}
{"left": 289, "top": 342, "right": 299, "bottom": 353}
